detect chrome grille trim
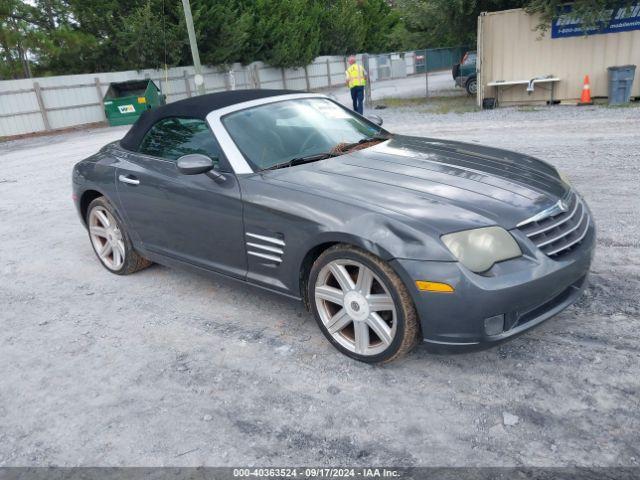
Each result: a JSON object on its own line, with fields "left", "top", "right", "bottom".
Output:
{"left": 522, "top": 197, "right": 580, "bottom": 238}
{"left": 546, "top": 216, "right": 591, "bottom": 256}
{"left": 517, "top": 190, "right": 573, "bottom": 228}
{"left": 517, "top": 190, "right": 591, "bottom": 258}
{"left": 535, "top": 204, "right": 586, "bottom": 248}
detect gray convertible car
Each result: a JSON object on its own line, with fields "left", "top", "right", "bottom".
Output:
{"left": 72, "top": 89, "right": 595, "bottom": 363}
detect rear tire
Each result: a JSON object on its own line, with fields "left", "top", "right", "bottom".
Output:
{"left": 466, "top": 77, "right": 477, "bottom": 96}
{"left": 308, "top": 244, "right": 420, "bottom": 363}
{"left": 86, "top": 196, "right": 151, "bottom": 275}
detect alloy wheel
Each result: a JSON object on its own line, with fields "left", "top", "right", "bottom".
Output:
{"left": 88, "top": 206, "right": 125, "bottom": 271}
{"left": 314, "top": 260, "right": 397, "bottom": 356}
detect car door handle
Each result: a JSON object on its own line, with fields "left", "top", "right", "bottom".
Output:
{"left": 118, "top": 174, "right": 140, "bottom": 186}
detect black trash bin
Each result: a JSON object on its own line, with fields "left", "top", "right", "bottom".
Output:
{"left": 607, "top": 65, "right": 636, "bottom": 105}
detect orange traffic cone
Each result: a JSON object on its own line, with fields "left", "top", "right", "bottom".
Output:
{"left": 579, "top": 75, "right": 593, "bottom": 105}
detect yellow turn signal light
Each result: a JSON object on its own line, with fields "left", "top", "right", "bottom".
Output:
{"left": 415, "top": 281, "right": 454, "bottom": 293}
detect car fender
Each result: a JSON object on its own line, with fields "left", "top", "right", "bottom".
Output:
{"left": 287, "top": 212, "right": 455, "bottom": 298}
{"left": 332, "top": 212, "right": 451, "bottom": 261}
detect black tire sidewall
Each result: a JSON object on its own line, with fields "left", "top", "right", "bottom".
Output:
{"left": 308, "top": 247, "right": 409, "bottom": 364}
{"left": 86, "top": 196, "right": 135, "bottom": 275}
{"left": 466, "top": 78, "right": 477, "bottom": 96}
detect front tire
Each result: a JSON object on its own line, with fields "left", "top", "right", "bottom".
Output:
{"left": 308, "top": 245, "right": 420, "bottom": 363}
{"left": 86, "top": 196, "right": 151, "bottom": 275}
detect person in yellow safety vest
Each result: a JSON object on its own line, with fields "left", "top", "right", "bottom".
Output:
{"left": 345, "top": 55, "right": 367, "bottom": 115}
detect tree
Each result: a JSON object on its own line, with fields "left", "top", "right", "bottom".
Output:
{"left": 1, "top": 0, "right": 51, "bottom": 77}
{"left": 396, "top": 0, "right": 526, "bottom": 48}
{"left": 66, "top": 0, "right": 141, "bottom": 71}
{"left": 525, "top": 0, "right": 636, "bottom": 34}
{"left": 359, "top": 0, "right": 403, "bottom": 53}
{"left": 116, "top": 0, "right": 186, "bottom": 71}
{"left": 3, "top": 0, "right": 638, "bottom": 79}
{"left": 0, "top": 0, "right": 413, "bottom": 78}
{"left": 250, "top": 0, "right": 323, "bottom": 68}
{"left": 194, "top": 0, "right": 253, "bottom": 66}
{"left": 396, "top": 0, "right": 639, "bottom": 50}
{"left": 319, "top": 0, "right": 366, "bottom": 56}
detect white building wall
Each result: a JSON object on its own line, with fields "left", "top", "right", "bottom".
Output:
{"left": 478, "top": 8, "right": 640, "bottom": 105}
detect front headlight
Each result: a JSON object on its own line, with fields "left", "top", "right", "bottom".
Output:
{"left": 441, "top": 226, "right": 522, "bottom": 273}
{"left": 558, "top": 169, "right": 571, "bottom": 186}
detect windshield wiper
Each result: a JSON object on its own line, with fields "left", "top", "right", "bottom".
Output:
{"left": 262, "top": 133, "right": 391, "bottom": 171}
{"left": 262, "top": 152, "right": 337, "bottom": 171}
{"left": 339, "top": 133, "right": 391, "bottom": 151}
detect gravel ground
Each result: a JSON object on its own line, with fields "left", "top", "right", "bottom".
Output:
{"left": 0, "top": 101, "right": 639, "bottom": 467}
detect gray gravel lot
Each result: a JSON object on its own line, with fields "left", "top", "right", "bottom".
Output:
{"left": 1, "top": 102, "right": 639, "bottom": 467}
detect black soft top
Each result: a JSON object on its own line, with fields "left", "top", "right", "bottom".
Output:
{"left": 120, "top": 89, "right": 300, "bottom": 152}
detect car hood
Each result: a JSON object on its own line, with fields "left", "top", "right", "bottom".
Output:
{"left": 264, "top": 135, "right": 569, "bottom": 233}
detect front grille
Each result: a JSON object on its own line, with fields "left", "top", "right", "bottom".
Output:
{"left": 518, "top": 191, "right": 591, "bottom": 258}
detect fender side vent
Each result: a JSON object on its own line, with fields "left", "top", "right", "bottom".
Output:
{"left": 246, "top": 232, "right": 285, "bottom": 264}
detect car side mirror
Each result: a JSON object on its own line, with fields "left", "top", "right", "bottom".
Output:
{"left": 367, "top": 114, "right": 383, "bottom": 126}
{"left": 177, "top": 154, "right": 215, "bottom": 175}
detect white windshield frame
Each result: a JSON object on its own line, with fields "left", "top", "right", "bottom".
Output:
{"left": 205, "top": 93, "right": 331, "bottom": 174}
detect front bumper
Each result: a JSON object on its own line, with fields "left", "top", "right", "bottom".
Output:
{"left": 391, "top": 220, "right": 595, "bottom": 352}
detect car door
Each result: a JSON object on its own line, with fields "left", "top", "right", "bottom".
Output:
{"left": 115, "top": 116, "right": 246, "bottom": 279}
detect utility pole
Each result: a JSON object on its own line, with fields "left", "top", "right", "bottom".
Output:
{"left": 424, "top": 49, "right": 429, "bottom": 98}
{"left": 363, "top": 54, "right": 372, "bottom": 110}
{"left": 181, "top": 0, "right": 205, "bottom": 96}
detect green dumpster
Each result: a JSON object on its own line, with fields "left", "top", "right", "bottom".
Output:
{"left": 103, "top": 80, "right": 165, "bottom": 126}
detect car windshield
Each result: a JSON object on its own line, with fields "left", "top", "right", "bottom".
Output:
{"left": 463, "top": 52, "right": 476, "bottom": 65}
{"left": 222, "top": 98, "right": 386, "bottom": 171}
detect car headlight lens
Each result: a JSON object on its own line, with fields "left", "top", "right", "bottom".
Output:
{"left": 558, "top": 169, "right": 571, "bottom": 186}
{"left": 441, "top": 226, "right": 522, "bottom": 273}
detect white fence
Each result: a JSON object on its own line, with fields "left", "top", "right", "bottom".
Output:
{"left": 0, "top": 52, "right": 416, "bottom": 138}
